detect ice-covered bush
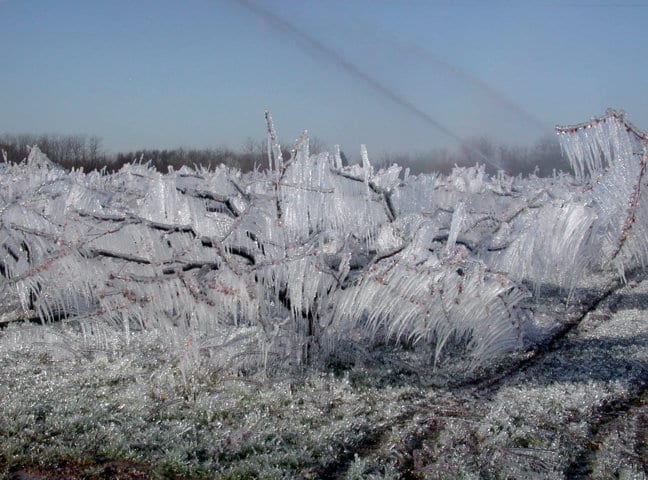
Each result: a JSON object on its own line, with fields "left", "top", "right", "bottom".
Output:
{"left": 1, "top": 110, "right": 647, "bottom": 375}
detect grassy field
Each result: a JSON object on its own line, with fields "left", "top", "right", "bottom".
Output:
{"left": 1, "top": 269, "right": 646, "bottom": 479}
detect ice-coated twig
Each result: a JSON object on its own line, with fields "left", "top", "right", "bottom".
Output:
{"left": 265, "top": 111, "right": 283, "bottom": 173}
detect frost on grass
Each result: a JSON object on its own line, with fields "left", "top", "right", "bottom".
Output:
{"left": 1, "top": 109, "right": 647, "bottom": 377}
{"left": 0, "top": 321, "right": 425, "bottom": 478}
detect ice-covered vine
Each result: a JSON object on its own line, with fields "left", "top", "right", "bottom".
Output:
{"left": 1, "top": 109, "right": 647, "bottom": 374}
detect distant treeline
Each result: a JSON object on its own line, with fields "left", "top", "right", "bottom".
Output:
{"left": 0, "top": 132, "right": 566, "bottom": 176}
{"left": 0, "top": 133, "right": 270, "bottom": 173}
{"left": 1, "top": 133, "right": 107, "bottom": 170}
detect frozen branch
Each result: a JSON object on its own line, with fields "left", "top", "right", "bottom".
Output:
{"left": 2, "top": 112, "right": 648, "bottom": 374}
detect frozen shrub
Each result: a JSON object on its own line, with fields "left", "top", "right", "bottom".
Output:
{"left": 1, "top": 110, "right": 647, "bottom": 375}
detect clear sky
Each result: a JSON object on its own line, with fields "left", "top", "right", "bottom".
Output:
{"left": 1, "top": 0, "right": 647, "bottom": 158}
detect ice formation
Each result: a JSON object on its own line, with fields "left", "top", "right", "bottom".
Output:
{"left": 1, "top": 109, "right": 647, "bottom": 373}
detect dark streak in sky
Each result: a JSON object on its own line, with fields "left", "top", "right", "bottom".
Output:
{"left": 377, "top": 30, "right": 550, "bottom": 133}
{"left": 231, "top": 0, "right": 503, "bottom": 170}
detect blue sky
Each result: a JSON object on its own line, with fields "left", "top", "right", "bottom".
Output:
{"left": 1, "top": 0, "right": 647, "bottom": 157}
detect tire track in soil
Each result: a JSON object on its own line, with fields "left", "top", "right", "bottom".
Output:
{"left": 564, "top": 385, "right": 648, "bottom": 478}
{"left": 313, "top": 390, "right": 456, "bottom": 479}
{"left": 313, "top": 424, "right": 389, "bottom": 479}
{"left": 320, "top": 396, "right": 466, "bottom": 480}
{"left": 329, "top": 270, "right": 643, "bottom": 479}
{"left": 533, "top": 274, "right": 648, "bottom": 478}
{"left": 466, "top": 272, "right": 647, "bottom": 477}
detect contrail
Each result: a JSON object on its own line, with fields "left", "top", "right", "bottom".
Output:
{"left": 374, "top": 27, "right": 549, "bottom": 133}
{"left": 231, "top": 0, "right": 503, "bottom": 170}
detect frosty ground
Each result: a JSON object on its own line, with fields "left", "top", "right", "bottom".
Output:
{"left": 0, "top": 268, "right": 646, "bottom": 479}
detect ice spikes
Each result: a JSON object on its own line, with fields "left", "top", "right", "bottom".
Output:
{"left": 1, "top": 110, "right": 647, "bottom": 374}
{"left": 557, "top": 109, "right": 648, "bottom": 279}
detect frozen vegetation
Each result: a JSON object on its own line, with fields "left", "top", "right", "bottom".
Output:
{"left": 0, "top": 109, "right": 647, "bottom": 478}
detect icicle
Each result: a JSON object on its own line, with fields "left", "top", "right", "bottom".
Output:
{"left": 445, "top": 202, "right": 466, "bottom": 254}
{"left": 557, "top": 109, "right": 646, "bottom": 181}
{"left": 265, "top": 111, "right": 283, "bottom": 172}
{"left": 361, "top": 144, "right": 371, "bottom": 193}
{"left": 334, "top": 144, "right": 343, "bottom": 170}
